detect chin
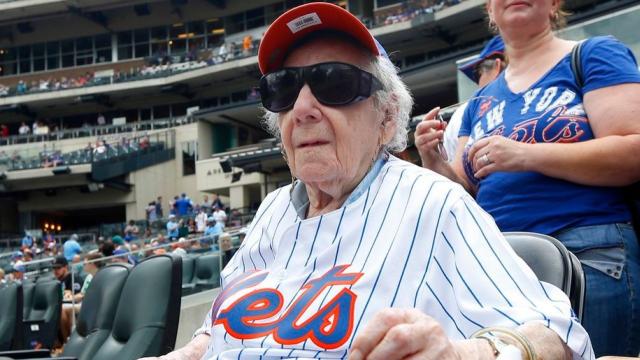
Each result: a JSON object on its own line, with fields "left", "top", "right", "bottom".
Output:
{"left": 294, "top": 162, "right": 338, "bottom": 184}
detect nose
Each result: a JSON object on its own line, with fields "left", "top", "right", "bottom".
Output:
{"left": 291, "top": 84, "right": 322, "bottom": 125}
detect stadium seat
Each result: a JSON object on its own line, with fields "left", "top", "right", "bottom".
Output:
{"left": 0, "top": 284, "right": 23, "bottom": 350}
{"left": 181, "top": 256, "right": 196, "bottom": 295}
{"left": 503, "top": 232, "right": 585, "bottom": 322}
{"left": 61, "top": 263, "right": 131, "bottom": 360}
{"left": 193, "top": 253, "right": 221, "bottom": 291}
{"left": 23, "top": 280, "right": 62, "bottom": 349}
{"left": 21, "top": 281, "right": 35, "bottom": 320}
{"left": 89, "top": 254, "right": 182, "bottom": 360}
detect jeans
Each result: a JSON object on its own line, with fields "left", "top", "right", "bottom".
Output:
{"left": 553, "top": 223, "right": 640, "bottom": 357}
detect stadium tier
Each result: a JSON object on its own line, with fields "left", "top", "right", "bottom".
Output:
{"left": 0, "top": 0, "right": 640, "bottom": 357}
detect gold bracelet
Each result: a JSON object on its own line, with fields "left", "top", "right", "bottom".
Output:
{"left": 471, "top": 326, "right": 538, "bottom": 360}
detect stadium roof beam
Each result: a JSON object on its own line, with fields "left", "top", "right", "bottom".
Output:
{"left": 67, "top": 6, "right": 110, "bottom": 31}
{"left": 206, "top": 0, "right": 226, "bottom": 9}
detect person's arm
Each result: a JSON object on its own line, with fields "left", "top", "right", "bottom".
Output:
{"left": 351, "top": 192, "right": 591, "bottom": 360}
{"left": 139, "top": 333, "right": 209, "bottom": 360}
{"left": 414, "top": 108, "right": 475, "bottom": 193}
{"left": 469, "top": 84, "right": 640, "bottom": 186}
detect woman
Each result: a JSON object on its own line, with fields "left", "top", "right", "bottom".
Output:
{"left": 415, "top": 0, "right": 640, "bottom": 356}
{"left": 144, "top": 3, "right": 591, "bottom": 360}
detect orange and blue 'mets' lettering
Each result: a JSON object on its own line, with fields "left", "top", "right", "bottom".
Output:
{"left": 215, "top": 265, "right": 363, "bottom": 349}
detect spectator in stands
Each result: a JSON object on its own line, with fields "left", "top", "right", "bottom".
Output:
{"left": 124, "top": 220, "right": 140, "bottom": 239}
{"left": 203, "top": 216, "right": 223, "bottom": 247}
{"left": 417, "top": 0, "right": 640, "bottom": 355}
{"left": 218, "top": 232, "right": 235, "bottom": 267}
{"left": 169, "top": 195, "right": 178, "bottom": 215}
{"left": 156, "top": 196, "right": 164, "bottom": 218}
{"left": 16, "top": 80, "right": 27, "bottom": 94}
{"left": 166, "top": 214, "right": 179, "bottom": 240}
{"left": 242, "top": 34, "right": 254, "bottom": 56}
{"left": 0, "top": 124, "right": 8, "bottom": 138}
{"left": 211, "top": 192, "right": 224, "bottom": 209}
{"left": 175, "top": 193, "right": 193, "bottom": 216}
{"left": 0, "top": 83, "right": 8, "bottom": 97}
{"left": 62, "top": 234, "right": 82, "bottom": 261}
{"left": 18, "top": 121, "right": 30, "bottom": 135}
{"left": 201, "top": 194, "right": 212, "bottom": 214}
{"left": 212, "top": 205, "right": 227, "bottom": 228}
{"left": 53, "top": 256, "right": 83, "bottom": 297}
{"left": 99, "top": 239, "right": 115, "bottom": 257}
{"left": 0, "top": 268, "right": 5, "bottom": 285}
{"left": 21, "top": 231, "right": 34, "bottom": 249}
{"left": 111, "top": 248, "right": 130, "bottom": 264}
{"left": 111, "top": 235, "right": 126, "bottom": 250}
{"left": 147, "top": 201, "right": 158, "bottom": 222}
{"left": 195, "top": 207, "right": 207, "bottom": 232}
{"left": 10, "top": 261, "right": 25, "bottom": 283}
{"left": 143, "top": 4, "right": 589, "bottom": 360}
{"left": 172, "top": 237, "right": 188, "bottom": 257}
{"left": 96, "top": 113, "right": 106, "bottom": 126}
{"left": 438, "top": 36, "right": 506, "bottom": 160}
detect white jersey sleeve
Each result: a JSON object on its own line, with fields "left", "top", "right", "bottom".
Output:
{"left": 428, "top": 192, "right": 593, "bottom": 359}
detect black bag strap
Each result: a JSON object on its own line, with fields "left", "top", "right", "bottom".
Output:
{"left": 570, "top": 40, "right": 585, "bottom": 89}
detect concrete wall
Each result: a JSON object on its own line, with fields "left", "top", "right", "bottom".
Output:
{"left": 175, "top": 287, "right": 220, "bottom": 349}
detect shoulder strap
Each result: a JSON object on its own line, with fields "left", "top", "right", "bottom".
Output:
{"left": 570, "top": 40, "right": 585, "bottom": 89}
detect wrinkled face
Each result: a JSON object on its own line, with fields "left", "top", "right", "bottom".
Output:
{"left": 278, "top": 38, "right": 394, "bottom": 185}
{"left": 487, "top": 0, "right": 557, "bottom": 34}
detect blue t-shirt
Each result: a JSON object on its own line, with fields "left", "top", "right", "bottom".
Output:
{"left": 63, "top": 240, "right": 82, "bottom": 261}
{"left": 175, "top": 198, "right": 192, "bottom": 216}
{"left": 459, "top": 36, "right": 640, "bottom": 235}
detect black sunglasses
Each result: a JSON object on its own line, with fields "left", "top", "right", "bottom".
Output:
{"left": 259, "top": 62, "right": 383, "bottom": 112}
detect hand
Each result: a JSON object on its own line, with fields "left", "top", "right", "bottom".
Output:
{"left": 468, "top": 135, "right": 528, "bottom": 179}
{"left": 414, "top": 107, "right": 447, "bottom": 168}
{"left": 349, "top": 308, "right": 461, "bottom": 360}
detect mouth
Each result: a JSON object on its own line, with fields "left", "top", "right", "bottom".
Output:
{"left": 297, "top": 140, "right": 330, "bottom": 148}
{"left": 506, "top": 1, "right": 530, "bottom": 8}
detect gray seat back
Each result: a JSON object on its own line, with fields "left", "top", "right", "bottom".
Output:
{"left": 0, "top": 284, "right": 23, "bottom": 350}
{"left": 503, "top": 232, "right": 585, "bottom": 322}
{"left": 194, "top": 253, "right": 220, "bottom": 289}
{"left": 91, "top": 255, "right": 182, "bottom": 360}
{"left": 62, "top": 263, "right": 131, "bottom": 360}
{"left": 23, "top": 280, "right": 61, "bottom": 349}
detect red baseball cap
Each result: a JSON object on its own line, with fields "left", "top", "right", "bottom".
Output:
{"left": 258, "top": 2, "right": 382, "bottom": 74}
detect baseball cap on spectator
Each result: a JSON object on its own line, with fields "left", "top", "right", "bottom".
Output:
{"left": 111, "top": 235, "right": 125, "bottom": 246}
{"left": 70, "top": 233, "right": 79, "bottom": 241}
{"left": 113, "top": 248, "right": 128, "bottom": 256}
{"left": 458, "top": 35, "right": 505, "bottom": 83}
{"left": 52, "top": 255, "right": 68, "bottom": 269}
{"left": 207, "top": 216, "right": 215, "bottom": 223}
{"left": 258, "top": 2, "right": 387, "bottom": 74}
{"left": 11, "top": 251, "right": 23, "bottom": 260}
{"left": 168, "top": 214, "right": 176, "bottom": 220}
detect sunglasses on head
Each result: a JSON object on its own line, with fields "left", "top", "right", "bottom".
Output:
{"left": 259, "top": 62, "right": 383, "bottom": 112}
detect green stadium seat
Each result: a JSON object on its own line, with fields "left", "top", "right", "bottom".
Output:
{"left": 23, "top": 280, "right": 61, "bottom": 350}
{"left": 0, "top": 284, "right": 23, "bottom": 350}
{"left": 181, "top": 256, "right": 196, "bottom": 295}
{"left": 193, "top": 253, "right": 221, "bottom": 291}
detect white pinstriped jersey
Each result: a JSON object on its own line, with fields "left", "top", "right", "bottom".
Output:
{"left": 195, "top": 156, "right": 594, "bottom": 360}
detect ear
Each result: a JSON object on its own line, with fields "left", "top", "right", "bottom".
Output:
{"left": 380, "top": 98, "right": 398, "bottom": 145}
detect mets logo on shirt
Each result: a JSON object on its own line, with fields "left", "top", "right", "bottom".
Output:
{"left": 215, "top": 265, "right": 363, "bottom": 349}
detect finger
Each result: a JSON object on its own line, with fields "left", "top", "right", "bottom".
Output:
{"left": 366, "top": 323, "right": 424, "bottom": 360}
{"left": 415, "top": 120, "right": 443, "bottom": 136}
{"left": 467, "top": 138, "right": 490, "bottom": 165}
{"left": 474, "top": 162, "right": 498, "bottom": 179}
{"left": 349, "top": 309, "right": 409, "bottom": 360}
{"left": 415, "top": 131, "right": 444, "bottom": 148}
{"left": 422, "top": 107, "right": 441, "bottom": 121}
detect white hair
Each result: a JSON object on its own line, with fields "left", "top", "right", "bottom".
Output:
{"left": 261, "top": 50, "right": 414, "bottom": 153}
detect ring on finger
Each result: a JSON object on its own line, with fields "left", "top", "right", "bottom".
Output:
{"left": 481, "top": 153, "right": 492, "bottom": 165}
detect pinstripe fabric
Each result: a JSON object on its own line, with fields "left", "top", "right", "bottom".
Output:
{"left": 195, "top": 156, "right": 593, "bottom": 360}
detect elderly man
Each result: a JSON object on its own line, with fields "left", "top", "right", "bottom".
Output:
{"left": 143, "top": 3, "right": 591, "bottom": 360}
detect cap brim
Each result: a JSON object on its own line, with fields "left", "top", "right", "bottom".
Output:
{"left": 258, "top": 2, "right": 379, "bottom": 74}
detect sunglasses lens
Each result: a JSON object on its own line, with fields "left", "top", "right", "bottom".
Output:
{"left": 260, "top": 69, "right": 302, "bottom": 112}
{"left": 308, "top": 63, "right": 359, "bottom": 105}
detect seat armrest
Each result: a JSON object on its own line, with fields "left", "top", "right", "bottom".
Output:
{"left": 0, "top": 349, "right": 51, "bottom": 358}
